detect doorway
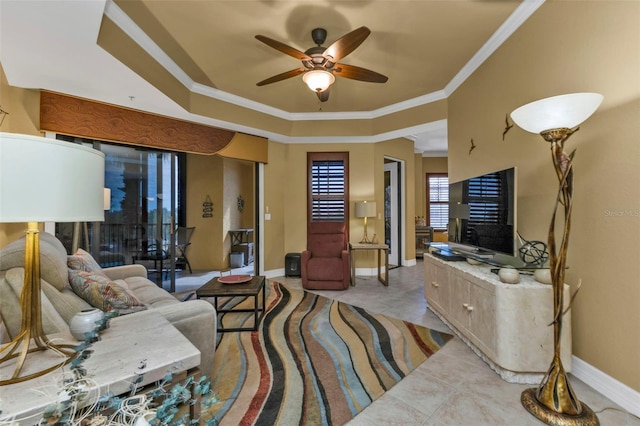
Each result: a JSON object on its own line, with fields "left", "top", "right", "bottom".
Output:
{"left": 384, "top": 158, "right": 403, "bottom": 266}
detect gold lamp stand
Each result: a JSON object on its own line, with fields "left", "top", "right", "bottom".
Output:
{"left": 519, "top": 128, "right": 598, "bottom": 426}
{"left": 360, "top": 215, "right": 372, "bottom": 244}
{"left": 0, "top": 223, "right": 76, "bottom": 385}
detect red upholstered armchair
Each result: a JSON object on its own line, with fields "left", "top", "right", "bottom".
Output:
{"left": 301, "top": 222, "right": 351, "bottom": 290}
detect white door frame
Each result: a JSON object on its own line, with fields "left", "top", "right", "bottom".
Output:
{"left": 384, "top": 157, "right": 405, "bottom": 266}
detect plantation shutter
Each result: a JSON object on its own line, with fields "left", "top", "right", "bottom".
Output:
{"left": 427, "top": 174, "right": 448, "bottom": 229}
{"left": 308, "top": 152, "right": 349, "bottom": 222}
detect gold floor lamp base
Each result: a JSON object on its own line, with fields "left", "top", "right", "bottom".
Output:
{"left": 0, "top": 224, "right": 76, "bottom": 385}
{"left": 521, "top": 388, "right": 599, "bottom": 426}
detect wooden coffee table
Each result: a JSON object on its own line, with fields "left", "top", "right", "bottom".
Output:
{"left": 195, "top": 275, "right": 266, "bottom": 332}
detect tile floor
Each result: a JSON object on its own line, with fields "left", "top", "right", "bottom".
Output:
{"left": 170, "top": 261, "right": 638, "bottom": 426}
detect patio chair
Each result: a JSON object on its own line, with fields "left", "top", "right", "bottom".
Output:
{"left": 174, "top": 226, "right": 195, "bottom": 273}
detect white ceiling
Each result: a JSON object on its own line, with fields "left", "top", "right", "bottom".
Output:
{"left": 0, "top": 0, "right": 543, "bottom": 156}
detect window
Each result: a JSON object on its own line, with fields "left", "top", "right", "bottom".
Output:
{"left": 308, "top": 152, "right": 349, "bottom": 222}
{"left": 426, "top": 174, "right": 448, "bottom": 229}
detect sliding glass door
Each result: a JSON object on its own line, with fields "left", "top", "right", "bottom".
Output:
{"left": 56, "top": 136, "right": 182, "bottom": 291}
{"left": 103, "top": 144, "right": 178, "bottom": 289}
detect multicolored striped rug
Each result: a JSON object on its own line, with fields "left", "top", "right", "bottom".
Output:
{"left": 206, "top": 280, "right": 451, "bottom": 425}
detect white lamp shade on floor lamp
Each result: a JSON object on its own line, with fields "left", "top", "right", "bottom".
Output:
{"left": 0, "top": 133, "right": 105, "bottom": 223}
{"left": 510, "top": 93, "right": 604, "bottom": 133}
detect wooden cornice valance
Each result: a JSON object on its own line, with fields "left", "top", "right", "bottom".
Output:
{"left": 40, "top": 91, "right": 235, "bottom": 154}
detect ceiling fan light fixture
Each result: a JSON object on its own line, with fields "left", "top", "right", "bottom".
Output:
{"left": 302, "top": 69, "right": 335, "bottom": 92}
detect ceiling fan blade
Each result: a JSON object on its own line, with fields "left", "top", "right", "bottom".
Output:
{"left": 333, "top": 63, "right": 388, "bottom": 83}
{"left": 255, "top": 35, "right": 311, "bottom": 61}
{"left": 316, "top": 87, "right": 330, "bottom": 102}
{"left": 323, "top": 26, "right": 370, "bottom": 62}
{"left": 256, "top": 68, "right": 305, "bottom": 86}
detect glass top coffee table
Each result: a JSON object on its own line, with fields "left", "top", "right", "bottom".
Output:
{"left": 195, "top": 275, "right": 266, "bottom": 332}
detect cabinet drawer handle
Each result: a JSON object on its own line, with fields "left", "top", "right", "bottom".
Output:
{"left": 467, "top": 305, "right": 474, "bottom": 312}
{"left": 431, "top": 282, "right": 439, "bottom": 288}
{"left": 462, "top": 303, "right": 468, "bottom": 309}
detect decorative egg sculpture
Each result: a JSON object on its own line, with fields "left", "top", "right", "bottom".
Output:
{"left": 534, "top": 269, "right": 553, "bottom": 285}
{"left": 498, "top": 268, "right": 520, "bottom": 284}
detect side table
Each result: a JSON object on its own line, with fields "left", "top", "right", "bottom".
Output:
{"left": 196, "top": 275, "right": 266, "bottom": 332}
{"left": 349, "top": 242, "right": 389, "bottom": 286}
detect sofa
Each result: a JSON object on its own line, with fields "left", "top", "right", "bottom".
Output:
{"left": 0, "top": 232, "right": 217, "bottom": 379}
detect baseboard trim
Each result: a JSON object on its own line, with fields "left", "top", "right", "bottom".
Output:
{"left": 403, "top": 258, "right": 417, "bottom": 267}
{"left": 571, "top": 355, "right": 640, "bottom": 418}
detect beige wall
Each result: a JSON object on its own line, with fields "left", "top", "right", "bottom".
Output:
{"left": 447, "top": 1, "right": 640, "bottom": 391}
{"left": 222, "top": 158, "right": 254, "bottom": 263}
{"left": 186, "top": 154, "right": 225, "bottom": 269}
{"left": 0, "top": 66, "right": 40, "bottom": 137}
{"left": 415, "top": 156, "right": 449, "bottom": 218}
{"left": 185, "top": 154, "right": 254, "bottom": 270}
{"left": 280, "top": 143, "right": 376, "bottom": 261}
{"left": 263, "top": 139, "right": 416, "bottom": 271}
{"left": 263, "top": 141, "right": 287, "bottom": 270}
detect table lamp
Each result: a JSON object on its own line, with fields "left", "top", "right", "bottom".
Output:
{"left": 355, "top": 201, "right": 376, "bottom": 243}
{"left": 0, "top": 133, "right": 105, "bottom": 385}
{"left": 510, "top": 93, "right": 603, "bottom": 425}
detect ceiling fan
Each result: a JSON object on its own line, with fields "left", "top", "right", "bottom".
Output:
{"left": 255, "top": 26, "right": 388, "bottom": 102}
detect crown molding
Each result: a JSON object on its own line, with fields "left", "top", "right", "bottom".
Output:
{"left": 260, "top": 119, "right": 448, "bottom": 145}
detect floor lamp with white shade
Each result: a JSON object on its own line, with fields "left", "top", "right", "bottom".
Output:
{"left": 0, "top": 133, "right": 105, "bottom": 385}
{"left": 510, "top": 93, "right": 603, "bottom": 426}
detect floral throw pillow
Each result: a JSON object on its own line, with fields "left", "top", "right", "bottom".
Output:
{"left": 68, "top": 269, "right": 147, "bottom": 314}
{"left": 68, "top": 249, "right": 103, "bottom": 274}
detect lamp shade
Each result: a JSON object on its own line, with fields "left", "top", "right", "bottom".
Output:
{"left": 510, "top": 93, "right": 603, "bottom": 134}
{"left": 355, "top": 201, "right": 377, "bottom": 218}
{"left": 302, "top": 70, "right": 335, "bottom": 92}
{"left": 0, "top": 133, "right": 105, "bottom": 223}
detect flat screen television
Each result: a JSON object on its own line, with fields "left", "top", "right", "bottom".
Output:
{"left": 447, "top": 167, "right": 517, "bottom": 257}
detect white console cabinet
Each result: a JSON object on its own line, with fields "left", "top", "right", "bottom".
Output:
{"left": 424, "top": 253, "right": 571, "bottom": 384}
